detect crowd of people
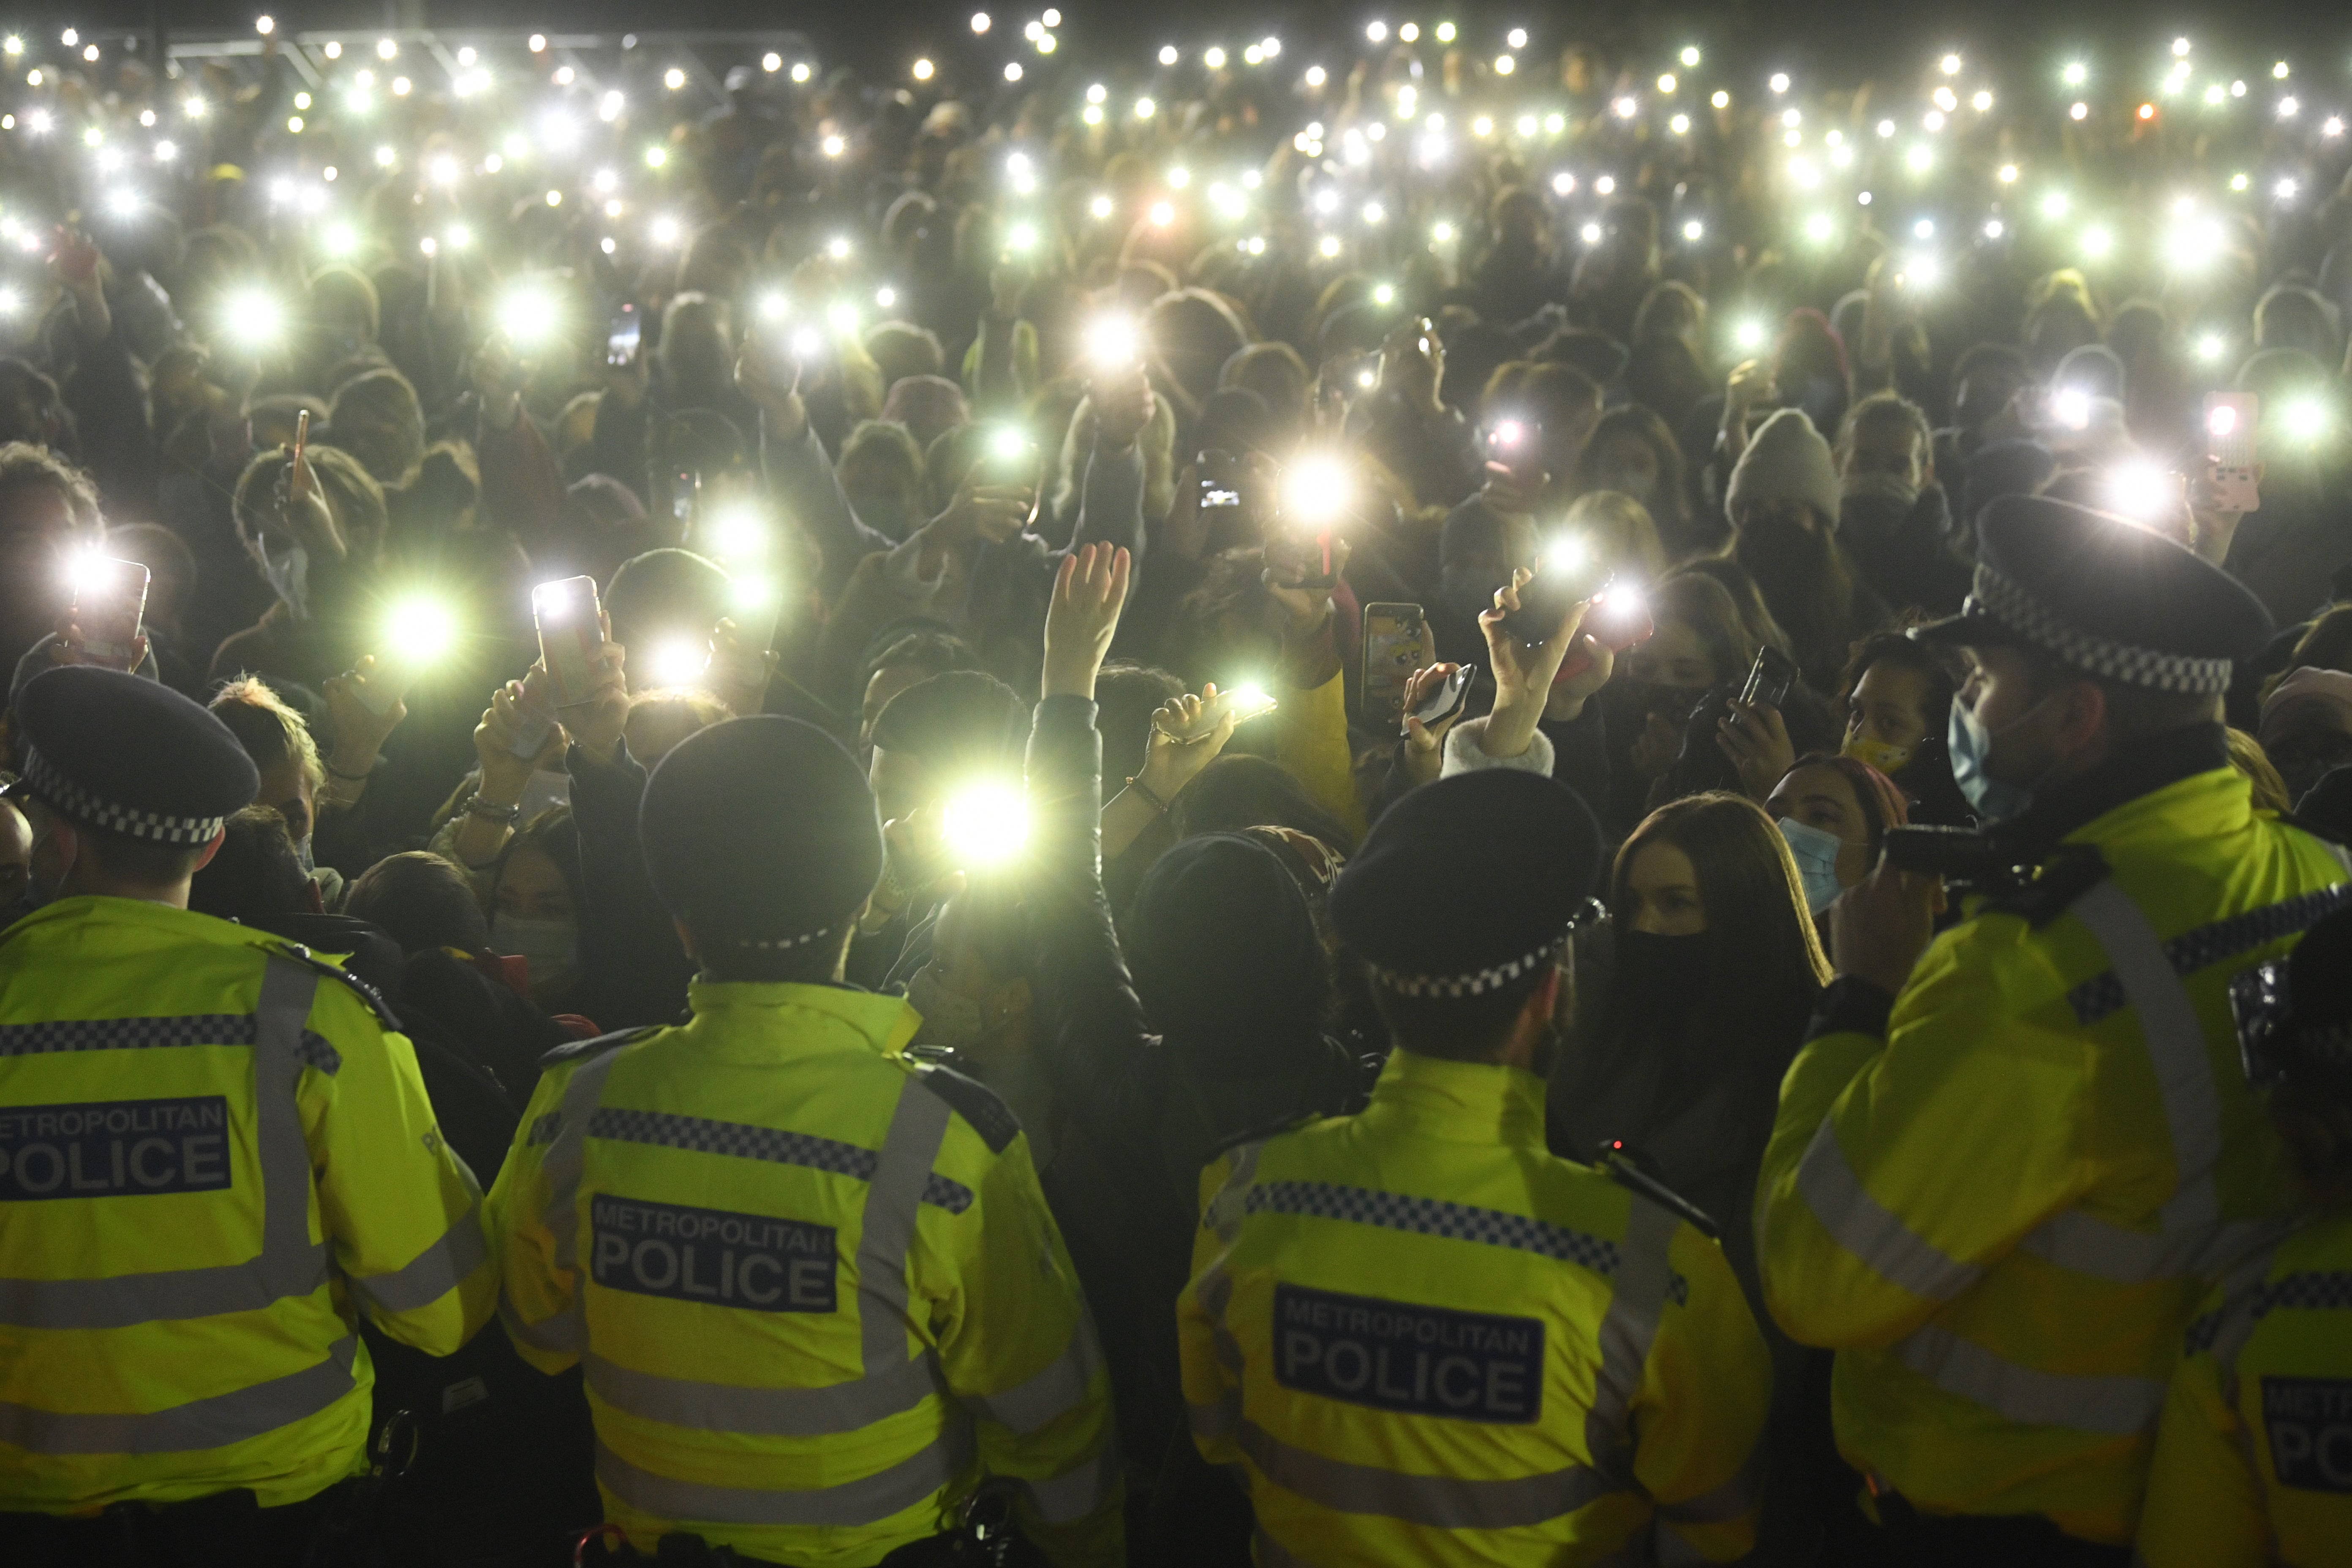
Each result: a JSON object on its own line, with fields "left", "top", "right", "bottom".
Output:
{"left": 3, "top": 11, "right": 2352, "bottom": 1568}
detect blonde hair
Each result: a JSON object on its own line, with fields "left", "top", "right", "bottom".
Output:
{"left": 207, "top": 676, "right": 325, "bottom": 794}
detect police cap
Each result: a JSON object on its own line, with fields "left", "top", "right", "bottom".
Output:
{"left": 638, "top": 716, "right": 881, "bottom": 953}
{"left": 11, "top": 665, "right": 258, "bottom": 845}
{"left": 1330, "top": 769, "right": 1602, "bottom": 998}
{"left": 1914, "top": 494, "right": 2273, "bottom": 696}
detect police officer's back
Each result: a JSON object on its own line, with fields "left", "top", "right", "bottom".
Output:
{"left": 1179, "top": 768, "right": 1772, "bottom": 1565}
{"left": 0, "top": 667, "right": 495, "bottom": 1565}
{"left": 2137, "top": 904, "right": 2352, "bottom": 1565}
{"left": 487, "top": 716, "right": 1121, "bottom": 1567}
{"left": 1756, "top": 497, "right": 2352, "bottom": 1557}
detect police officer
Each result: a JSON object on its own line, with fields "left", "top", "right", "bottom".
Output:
{"left": 1179, "top": 768, "right": 1772, "bottom": 1565}
{"left": 486, "top": 715, "right": 1121, "bottom": 1566}
{"left": 2137, "top": 902, "right": 2352, "bottom": 1564}
{"left": 0, "top": 666, "right": 495, "bottom": 1565}
{"left": 1756, "top": 496, "right": 2352, "bottom": 1560}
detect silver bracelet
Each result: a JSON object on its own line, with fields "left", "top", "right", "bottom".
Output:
{"left": 463, "top": 794, "right": 522, "bottom": 823}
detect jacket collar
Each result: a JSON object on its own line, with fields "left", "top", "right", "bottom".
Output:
{"left": 1987, "top": 722, "right": 2232, "bottom": 860}
{"left": 681, "top": 978, "right": 921, "bottom": 1061}
{"left": 1360, "top": 1046, "right": 1547, "bottom": 1148}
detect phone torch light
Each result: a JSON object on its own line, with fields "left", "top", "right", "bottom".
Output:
{"left": 1282, "top": 453, "right": 1351, "bottom": 522}
{"left": 706, "top": 507, "right": 767, "bottom": 560}
{"left": 2052, "top": 387, "right": 2092, "bottom": 431}
{"left": 1372, "top": 282, "right": 1396, "bottom": 306}
{"left": 988, "top": 427, "right": 1028, "bottom": 462}
{"left": 941, "top": 782, "right": 1031, "bottom": 869}
{"left": 645, "top": 637, "right": 710, "bottom": 689}
{"left": 728, "top": 575, "right": 777, "bottom": 615}
{"left": 1544, "top": 536, "right": 1589, "bottom": 576}
{"left": 2105, "top": 460, "right": 2174, "bottom": 520}
{"left": 1084, "top": 314, "right": 1139, "bottom": 368}
{"left": 2282, "top": 399, "right": 2331, "bottom": 444}
{"left": 1227, "top": 683, "right": 1277, "bottom": 722}
{"left": 496, "top": 288, "right": 561, "bottom": 350}
{"left": 1732, "top": 319, "right": 1767, "bottom": 352}
{"left": 790, "top": 327, "right": 823, "bottom": 359}
{"left": 2194, "top": 332, "right": 2227, "bottom": 364}
{"left": 221, "top": 287, "right": 286, "bottom": 349}
{"left": 2207, "top": 403, "right": 2239, "bottom": 439}
{"left": 757, "top": 292, "right": 789, "bottom": 323}
{"left": 1006, "top": 220, "right": 1039, "bottom": 253}
{"left": 382, "top": 596, "right": 457, "bottom": 664}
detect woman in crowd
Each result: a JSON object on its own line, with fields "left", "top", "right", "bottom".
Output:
{"left": 1835, "top": 629, "right": 1972, "bottom": 826}
{"left": 1765, "top": 753, "right": 1911, "bottom": 916}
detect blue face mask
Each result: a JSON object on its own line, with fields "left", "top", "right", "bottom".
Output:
{"left": 1947, "top": 697, "right": 2044, "bottom": 824}
{"left": 1778, "top": 815, "right": 1848, "bottom": 914}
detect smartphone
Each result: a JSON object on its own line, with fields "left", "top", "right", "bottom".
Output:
{"left": 670, "top": 469, "right": 700, "bottom": 530}
{"left": 71, "top": 556, "right": 149, "bottom": 670}
{"left": 1407, "top": 662, "right": 1474, "bottom": 733}
{"left": 509, "top": 667, "right": 558, "bottom": 760}
{"left": 1265, "top": 525, "right": 1337, "bottom": 591}
{"left": 1557, "top": 585, "right": 1657, "bottom": 685}
{"left": 532, "top": 576, "right": 606, "bottom": 707}
{"left": 1482, "top": 417, "right": 1545, "bottom": 486}
{"left": 2205, "top": 392, "right": 2260, "bottom": 514}
{"left": 606, "top": 302, "right": 641, "bottom": 369}
{"left": 1362, "top": 602, "right": 1432, "bottom": 727}
{"left": 283, "top": 407, "right": 312, "bottom": 512}
{"left": 1740, "top": 644, "right": 1800, "bottom": 711}
{"left": 1335, "top": 351, "right": 1380, "bottom": 398}
{"left": 1152, "top": 683, "right": 1280, "bottom": 741}
{"left": 1506, "top": 553, "right": 1613, "bottom": 648}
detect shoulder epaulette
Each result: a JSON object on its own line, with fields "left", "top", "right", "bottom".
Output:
{"left": 1601, "top": 1146, "right": 1720, "bottom": 1241}
{"left": 264, "top": 941, "right": 401, "bottom": 1033}
{"left": 911, "top": 1062, "right": 1022, "bottom": 1154}
{"left": 538, "top": 1025, "right": 661, "bottom": 1069}
{"left": 1977, "top": 844, "right": 2111, "bottom": 931}
{"left": 1208, "top": 1112, "right": 1324, "bottom": 1163}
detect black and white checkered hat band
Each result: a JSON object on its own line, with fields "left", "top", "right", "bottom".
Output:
{"left": 18, "top": 743, "right": 227, "bottom": 845}
{"left": 1373, "top": 936, "right": 1565, "bottom": 999}
{"left": 720, "top": 922, "right": 841, "bottom": 953}
{"left": 1971, "top": 565, "right": 2235, "bottom": 696}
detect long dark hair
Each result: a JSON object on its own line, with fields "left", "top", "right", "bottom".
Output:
{"left": 1604, "top": 793, "right": 1830, "bottom": 1081}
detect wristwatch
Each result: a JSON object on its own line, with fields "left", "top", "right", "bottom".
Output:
{"left": 463, "top": 793, "right": 523, "bottom": 824}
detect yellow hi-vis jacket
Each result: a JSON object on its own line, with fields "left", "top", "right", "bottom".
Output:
{"left": 0, "top": 897, "right": 495, "bottom": 1513}
{"left": 2136, "top": 1209, "right": 2352, "bottom": 1567}
{"left": 1178, "top": 1048, "right": 1771, "bottom": 1567}
{"left": 1756, "top": 765, "right": 2352, "bottom": 1545}
{"left": 486, "top": 980, "right": 1121, "bottom": 1568}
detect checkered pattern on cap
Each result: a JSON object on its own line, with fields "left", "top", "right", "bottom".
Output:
{"left": 1971, "top": 564, "right": 2235, "bottom": 696}
{"left": 17, "top": 741, "right": 231, "bottom": 846}
{"left": 586, "top": 1107, "right": 974, "bottom": 1212}
{"left": 1244, "top": 1179, "right": 1689, "bottom": 1305}
{"left": 2068, "top": 882, "right": 2352, "bottom": 1025}
{"left": 0, "top": 1013, "right": 341, "bottom": 1074}
{"left": 1372, "top": 936, "right": 1565, "bottom": 1000}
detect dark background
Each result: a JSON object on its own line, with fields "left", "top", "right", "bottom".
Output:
{"left": 64, "top": 1, "right": 2352, "bottom": 86}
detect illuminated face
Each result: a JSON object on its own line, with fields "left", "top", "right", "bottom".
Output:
{"left": 1767, "top": 762, "right": 1873, "bottom": 887}
{"left": 867, "top": 746, "right": 936, "bottom": 830}
{"left": 1842, "top": 421, "right": 1928, "bottom": 487}
{"left": 1623, "top": 840, "right": 1706, "bottom": 936}
{"left": 1846, "top": 661, "right": 1936, "bottom": 754}
{"left": 1623, "top": 616, "right": 1718, "bottom": 694}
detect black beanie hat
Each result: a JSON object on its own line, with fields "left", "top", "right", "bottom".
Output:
{"left": 639, "top": 716, "right": 881, "bottom": 950}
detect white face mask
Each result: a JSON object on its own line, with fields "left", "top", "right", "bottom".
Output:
{"left": 1778, "top": 814, "right": 1848, "bottom": 914}
{"left": 259, "top": 539, "right": 311, "bottom": 619}
{"left": 491, "top": 913, "right": 577, "bottom": 987}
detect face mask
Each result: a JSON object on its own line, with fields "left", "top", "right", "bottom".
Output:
{"left": 491, "top": 913, "right": 577, "bottom": 987}
{"left": 850, "top": 493, "right": 917, "bottom": 542}
{"left": 1840, "top": 470, "right": 1920, "bottom": 516}
{"left": 1947, "top": 695, "right": 2053, "bottom": 825}
{"left": 1794, "top": 375, "right": 1845, "bottom": 431}
{"left": 259, "top": 540, "right": 310, "bottom": 619}
{"left": 1842, "top": 734, "right": 1914, "bottom": 776}
{"left": 1610, "top": 929, "right": 1709, "bottom": 1037}
{"left": 906, "top": 964, "right": 988, "bottom": 1051}
{"left": 1778, "top": 816, "right": 1848, "bottom": 914}
{"left": 294, "top": 835, "right": 316, "bottom": 874}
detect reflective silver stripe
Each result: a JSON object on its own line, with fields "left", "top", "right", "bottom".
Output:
{"left": 1893, "top": 1324, "right": 2165, "bottom": 1436}
{"left": 0, "top": 959, "right": 327, "bottom": 1330}
{"left": 1239, "top": 1418, "right": 1614, "bottom": 1528}
{"left": 351, "top": 1204, "right": 487, "bottom": 1315}
{"left": 1795, "top": 1119, "right": 1984, "bottom": 1301}
{"left": 1019, "top": 1446, "right": 1119, "bottom": 1524}
{"left": 1202, "top": 1139, "right": 1266, "bottom": 1246}
{"left": 2022, "top": 881, "right": 2245, "bottom": 1284}
{"left": 583, "top": 1350, "right": 944, "bottom": 1437}
{"left": 1187, "top": 1390, "right": 1242, "bottom": 1444}
{"left": 1584, "top": 1195, "right": 1678, "bottom": 1484}
{"left": 0, "top": 1336, "right": 357, "bottom": 1454}
{"left": 856, "top": 1078, "right": 952, "bottom": 1377}
{"left": 1195, "top": 1261, "right": 1244, "bottom": 1375}
{"left": 969, "top": 1315, "right": 1103, "bottom": 1435}
{"left": 501, "top": 1046, "right": 627, "bottom": 1353}
{"left": 593, "top": 1424, "right": 969, "bottom": 1527}
{"left": 501, "top": 1294, "right": 583, "bottom": 1355}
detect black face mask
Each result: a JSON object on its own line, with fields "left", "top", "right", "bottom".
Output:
{"left": 1610, "top": 929, "right": 1709, "bottom": 1039}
